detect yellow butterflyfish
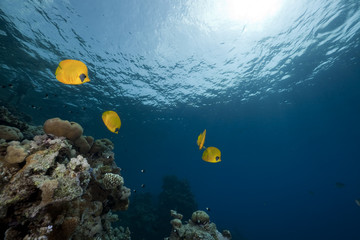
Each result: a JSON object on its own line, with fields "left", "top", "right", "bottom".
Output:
{"left": 102, "top": 111, "right": 121, "bottom": 134}
{"left": 202, "top": 146, "right": 221, "bottom": 163}
{"left": 197, "top": 129, "right": 206, "bottom": 150}
{"left": 55, "top": 59, "right": 91, "bottom": 85}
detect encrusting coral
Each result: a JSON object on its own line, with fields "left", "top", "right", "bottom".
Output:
{"left": 165, "top": 209, "right": 232, "bottom": 240}
{"left": 0, "top": 107, "right": 131, "bottom": 240}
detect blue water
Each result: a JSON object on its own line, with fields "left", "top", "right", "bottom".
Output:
{"left": 1, "top": 0, "right": 360, "bottom": 239}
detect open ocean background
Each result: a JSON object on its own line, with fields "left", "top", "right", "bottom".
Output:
{"left": 1, "top": 0, "right": 360, "bottom": 239}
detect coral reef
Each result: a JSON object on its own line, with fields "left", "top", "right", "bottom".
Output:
{"left": 165, "top": 210, "right": 232, "bottom": 240}
{"left": 0, "top": 107, "right": 131, "bottom": 240}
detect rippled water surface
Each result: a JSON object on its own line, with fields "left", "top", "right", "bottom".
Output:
{"left": 1, "top": 0, "right": 358, "bottom": 110}
{"left": 1, "top": 0, "right": 360, "bottom": 239}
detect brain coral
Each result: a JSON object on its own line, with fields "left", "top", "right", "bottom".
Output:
{"left": 43, "top": 118, "right": 83, "bottom": 141}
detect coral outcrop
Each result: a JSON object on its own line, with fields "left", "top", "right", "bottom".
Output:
{"left": 43, "top": 117, "right": 108, "bottom": 157}
{"left": 0, "top": 107, "right": 131, "bottom": 240}
{"left": 166, "top": 210, "right": 232, "bottom": 240}
{"left": 43, "top": 118, "right": 83, "bottom": 141}
{"left": 4, "top": 143, "right": 28, "bottom": 164}
{"left": 0, "top": 125, "right": 23, "bottom": 141}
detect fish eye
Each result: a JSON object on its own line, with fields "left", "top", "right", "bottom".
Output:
{"left": 79, "top": 73, "right": 87, "bottom": 82}
{"left": 216, "top": 156, "right": 220, "bottom": 161}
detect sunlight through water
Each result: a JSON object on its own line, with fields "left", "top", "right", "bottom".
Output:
{"left": 0, "top": 0, "right": 359, "bottom": 111}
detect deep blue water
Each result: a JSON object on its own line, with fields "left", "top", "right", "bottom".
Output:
{"left": 1, "top": 0, "right": 360, "bottom": 239}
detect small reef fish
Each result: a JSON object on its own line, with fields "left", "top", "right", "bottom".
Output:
{"left": 197, "top": 129, "right": 206, "bottom": 150}
{"left": 1, "top": 84, "right": 13, "bottom": 88}
{"left": 335, "top": 182, "right": 345, "bottom": 188}
{"left": 202, "top": 146, "right": 221, "bottom": 163}
{"left": 55, "top": 59, "right": 90, "bottom": 85}
{"left": 355, "top": 199, "right": 360, "bottom": 207}
{"left": 102, "top": 111, "right": 121, "bottom": 134}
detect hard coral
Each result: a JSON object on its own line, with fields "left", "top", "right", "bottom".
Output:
{"left": 90, "top": 138, "right": 114, "bottom": 155}
{"left": 0, "top": 125, "right": 23, "bottom": 141}
{"left": 103, "top": 173, "right": 124, "bottom": 190}
{"left": 43, "top": 117, "right": 83, "bottom": 141}
{"left": 4, "top": 144, "right": 28, "bottom": 164}
{"left": 0, "top": 112, "right": 131, "bottom": 240}
{"left": 166, "top": 210, "right": 232, "bottom": 240}
{"left": 74, "top": 136, "right": 91, "bottom": 154}
{"left": 191, "top": 210, "right": 210, "bottom": 225}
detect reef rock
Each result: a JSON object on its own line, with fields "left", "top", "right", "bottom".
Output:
{"left": 165, "top": 210, "right": 232, "bottom": 240}
{"left": 0, "top": 114, "right": 131, "bottom": 240}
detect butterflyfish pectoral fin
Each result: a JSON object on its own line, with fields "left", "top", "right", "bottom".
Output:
{"left": 197, "top": 129, "right": 206, "bottom": 150}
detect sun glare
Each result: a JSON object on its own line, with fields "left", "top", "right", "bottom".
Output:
{"left": 224, "top": 0, "right": 283, "bottom": 24}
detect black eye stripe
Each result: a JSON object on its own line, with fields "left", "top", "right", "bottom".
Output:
{"left": 79, "top": 73, "right": 86, "bottom": 82}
